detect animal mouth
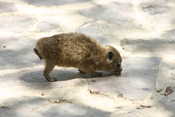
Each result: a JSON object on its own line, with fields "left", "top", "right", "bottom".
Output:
{"left": 114, "top": 71, "right": 121, "bottom": 76}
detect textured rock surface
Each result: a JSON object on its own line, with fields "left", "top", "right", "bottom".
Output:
{"left": 0, "top": 0, "right": 175, "bottom": 116}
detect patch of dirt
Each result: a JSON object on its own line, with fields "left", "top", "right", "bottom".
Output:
{"left": 48, "top": 99, "right": 72, "bottom": 104}
{"left": 136, "top": 105, "right": 152, "bottom": 109}
{"left": 0, "top": 105, "right": 10, "bottom": 109}
{"left": 164, "top": 86, "right": 174, "bottom": 96}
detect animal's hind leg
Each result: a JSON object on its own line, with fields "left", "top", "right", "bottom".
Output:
{"left": 43, "top": 60, "right": 57, "bottom": 82}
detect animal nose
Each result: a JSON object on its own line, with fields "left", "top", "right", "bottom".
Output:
{"left": 119, "top": 68, "right": 122, "bottom": 72}
{"left": 116, "top": 64, "right": 122, "bottom": 71}
{"left": 117, "top": 64, "right": 121, "bottom": 68}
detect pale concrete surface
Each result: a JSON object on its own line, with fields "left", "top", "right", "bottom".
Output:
{"left": 0, "top": 0, "right": 175, "bottom": 117}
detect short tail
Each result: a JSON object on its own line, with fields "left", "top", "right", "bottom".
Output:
{"left": 33, "top": 48, "right": 42, "bottom": 60}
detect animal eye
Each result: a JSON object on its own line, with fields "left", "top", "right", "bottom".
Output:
{"left": 117, "top": 63, "right": 121, "bottom": 67}
{"left": 108, "top": 51, "right": 113, "bottom": 60}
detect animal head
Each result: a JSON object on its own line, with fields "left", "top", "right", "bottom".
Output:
{"left": 103, "top": 45, "right": 122, "bottom": 75}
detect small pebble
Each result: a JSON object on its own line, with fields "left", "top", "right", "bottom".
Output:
{"left": 41, "top": 93, "right": 45, "bottom": 96}
{"left": 2, "top": 45, "right": 6, "bottom": 48}
{"left": 164, "top": 86, "right": 174, "bottom": 96}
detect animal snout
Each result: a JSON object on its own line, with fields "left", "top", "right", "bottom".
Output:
{"left": 116, "top": 64, "right": 122, "bottom": 71}
{"left": 114, "top": 65, "right": 122, "bottom": 76}
{"left": 119, "top": 67, "right": 122, "bottom": 72}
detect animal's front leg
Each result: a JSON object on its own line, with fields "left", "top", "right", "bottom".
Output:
{"left": 43, "top": 60, "right": 57, "bottom": 82}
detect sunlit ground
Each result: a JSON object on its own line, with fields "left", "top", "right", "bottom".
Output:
{"left": 0, "top": 0, "right": 175, "bottom": 117}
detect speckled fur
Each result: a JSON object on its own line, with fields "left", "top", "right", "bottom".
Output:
{"left": 34, "top": 33, "right": 122, "bottom": 82}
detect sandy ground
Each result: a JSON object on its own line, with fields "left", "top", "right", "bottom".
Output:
{"left": 0, "top": 0, "right": 175, "bottom": 117}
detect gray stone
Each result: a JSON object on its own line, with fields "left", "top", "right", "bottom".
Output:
{"left": 79, "top": 2, "right": 140, "bottom": 29}
{"left": 21, "top": 0, "right": 89, "bottom": 6}
{"left": 141, "top": 2, "right": 169, "bottom": 15}
{"left": 88, "top": 57, "right": 160, "bottom": 100}
{"left": 0, "top": 1, "right": 17, "bottom": 13}
{"left": 36, "top": 21, "right": 62, "bottom": 32}
{"left": 0, "top": 15, "right": 35, "bottom": 33}
{"left": 0, "top": 37, "right": 40, "bottom": 70}
{"left": 0, "top": 97, "right": 110, "bottom": 117}
{"left": 0, "top": 0, "right": 175, "bottom": 116}
{"left": 162, "top": 29, "right": 175, "bottom": 39}
{"left": 120, "top": 39, "right": 175, "bottom": 56}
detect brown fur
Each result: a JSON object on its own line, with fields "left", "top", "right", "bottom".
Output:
{"left": 34, "top": 32, "right": 122, "bottom": 82}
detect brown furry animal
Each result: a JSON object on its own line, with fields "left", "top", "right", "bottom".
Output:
{"left": 34, "top": 33, "right": 122, "bottom": 82}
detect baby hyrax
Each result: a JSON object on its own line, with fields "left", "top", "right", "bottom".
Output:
{"left": 34, "top": 33, "right": 122, "bottom": 82}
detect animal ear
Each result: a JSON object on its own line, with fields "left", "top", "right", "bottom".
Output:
{"left": 107, "top": 51, "right": 113, "bottom": 62}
